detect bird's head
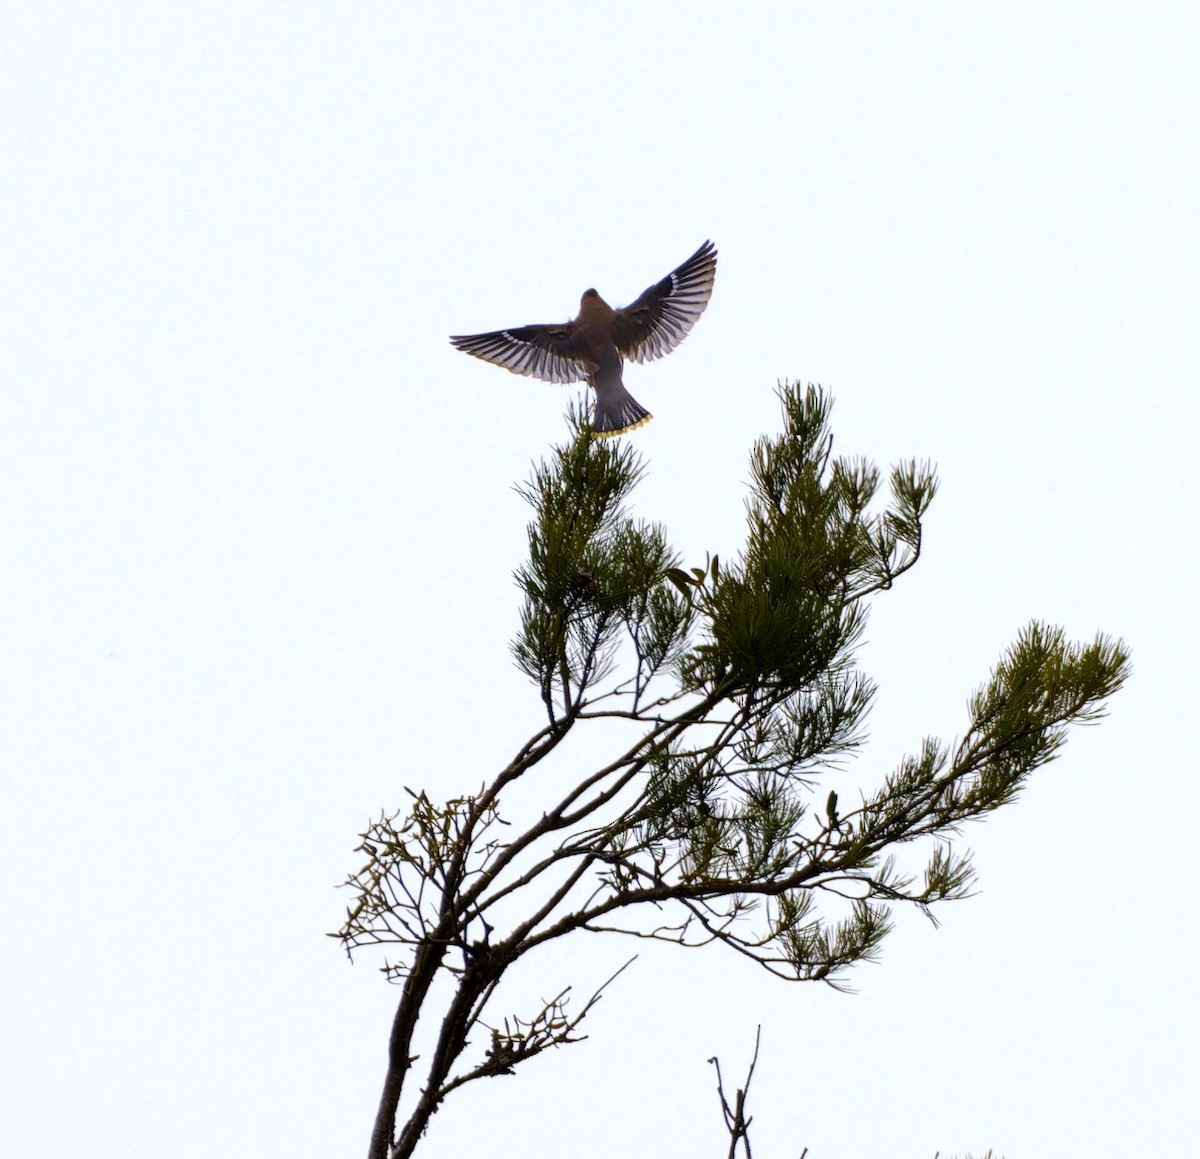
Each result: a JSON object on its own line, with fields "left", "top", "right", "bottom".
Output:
{"left": 577, "top": 288, "right": 613, "bottom": 321}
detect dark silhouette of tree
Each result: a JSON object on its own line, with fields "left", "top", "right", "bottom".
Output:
{"left": 335, "top": 384, "right": 1128, "bottom": 1159}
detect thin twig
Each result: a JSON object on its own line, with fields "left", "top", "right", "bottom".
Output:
{"left": 709, "top": 1025, "right": 762, "bottom": 1159}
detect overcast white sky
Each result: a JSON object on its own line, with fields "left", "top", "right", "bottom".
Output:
{"left": 3, "top": 4, "right": 1197, "bottom": 1157}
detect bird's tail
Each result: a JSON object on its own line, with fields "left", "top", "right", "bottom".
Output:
{"left": 590, "top": 383, "right": 652, "bottom": 438}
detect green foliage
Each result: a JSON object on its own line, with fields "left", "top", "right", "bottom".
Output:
{"left": 339, "top": 383, "right": 1129, "bottom": 1159}
{"left": 512, "top": 401, "right": 694, "bottom": 715}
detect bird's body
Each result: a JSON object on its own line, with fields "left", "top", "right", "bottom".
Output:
{"left": 450, "top": 241, "right": 717, "bottom": 437}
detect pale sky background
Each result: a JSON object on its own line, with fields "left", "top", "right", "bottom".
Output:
{"left": 3, "top": 4, "right": 1197, "bottom": 1157}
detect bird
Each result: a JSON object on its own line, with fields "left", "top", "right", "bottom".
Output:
{"left": 449, "top": 240, "right": 717, "bottom": 437}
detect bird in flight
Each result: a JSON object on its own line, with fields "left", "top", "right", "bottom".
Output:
{"left": 450, "top": 240, "right": 717, "bottom": 437}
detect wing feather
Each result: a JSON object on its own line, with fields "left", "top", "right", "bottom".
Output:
{"left": 611, "top": 240, "right": 718, "bottom": 365}
{"left": 449, "top": 325, "right": 592, "bottom": 384}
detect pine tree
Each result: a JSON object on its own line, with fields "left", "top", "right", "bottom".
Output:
{"left": 335, "top": 384, "right": 1129, "bottom": 1159}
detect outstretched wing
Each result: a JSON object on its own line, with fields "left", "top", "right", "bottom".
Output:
{"left": 449, "top": 324, "right": 592, "bottom": 385}
{"left": 611, "top": 240, "right": 718, "bottom": 365}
